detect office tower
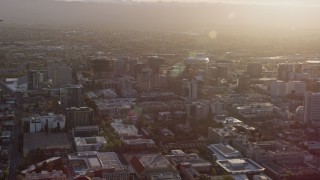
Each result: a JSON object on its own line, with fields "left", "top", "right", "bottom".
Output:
{"left": 154, "top": 74, "right": 167, "bottom": 89}
{"left": 114, "top": 57, "right": 138, "bottom": 76}
{"left": 188, "top": 79, "right": 198, "bottom": 100}
{"left": 114, "top": 59, "right": 126, "bottom": 76}
{"left": 126, "top": 58, "right": 138, "bottom": 76}
{"left": 51, "top": 66, "right": 72, "bottom": 88}
{"left": 270, "top": 80, "right": 287, "bottom": 97}
{"left": 137, "top": 69, "right": 154, "bottom": 91}
{"left": 278, "top": 63, "right": 303, "bottom": 81}
{"left": 135, "top": 63, "right": 147, "bottom": 76}
{"left": 303, "top": 92, "right": 320, "bottom": 127}
{"left": 216, "top": 65, "right": 230, "bottom": 78}
{"left": 91, "top": 58, "right": 115, "bottom": 79}
{"left": 159, "top": 65, "right": 168, "bottom": 75}
{"left": 186, "top": 101, "right": 209, "bottom": 121}
{"left": 60, "top": 84, "right": 84, "bottom": 109}
{"left": 146, "top": 56, "right": 165, "bottom": 73}
{"left": 286, "top": 81, "right": 306, "bottom": 97}
{"left": 247, "top": 63, "right": 262, "bottom": 78}
{"left": 27, "top": 70, "right": 48, "bottom": 90}
{"left": 184, "top": 56, "right": 209, "bottom": 78}
{"left": 65, "top": 107, "right": 95, "bottom": 129}
{"left": 118, "top": 76, "right": 138, "bottom": 97}
{"left": 238, "top": 75, "right": 251, "bottom": 91}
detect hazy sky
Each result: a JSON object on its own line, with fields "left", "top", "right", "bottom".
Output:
{"left": 61, "top": 0, "right": 320, "bottom": 7}
{"left": 1, "top": 0, "right": 320, "bottom": 31}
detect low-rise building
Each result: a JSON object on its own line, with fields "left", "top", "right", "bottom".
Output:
{"left": 23, "top": 133, "right": 72, "bottom": 157}
{"left": 165, "top": 150, "right": 213, "bottom": 173}
{"left": 74, "top": 137, "right": 107, "bottom": 152}
{"left": 263, "top": 162, "right": 320, "bottom": 180}
{"left": 111, "top": 123, "right": 140, "bottom": 138}
{"left": 237, "top": 103, "right": 274, "bottom": 119}
{"left": 208, "top": 127, "right": 237, "bottom": 144}
{"left": 216, "top": 158, "right": 265, "bottom": 175}
{"left": 232, "top": 140, "right": 305, "bottom": 164}
{"left": 94, "top": 98, "right": 136, "bottom": 118}
{"left": 207, "top": 144, "right": 242, "bottom": 160}
{"left": 122, "top": 138, "right": 156, "bottom": 152}
{"left": 24, "top": 170, "right": 67, "bottom": 180}
{"left": 28, "top": 113, "right": 65, "bottom": 133}
{"left": 68, "top": 151, "right": 130, "bottom": 179}
{"left": 129, "top": 153, "right": 180, "bottom": 180}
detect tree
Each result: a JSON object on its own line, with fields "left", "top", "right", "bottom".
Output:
{"left": 1, "top": 170, "right": 8, "bottom": 180}
{"left": 44, "top": 121, "right": 49, "bottom": 133}
{"left": 223, "top": 175, "right": 234, "bottom": 180}
{"left": 211, "top": 167, "right": 217, "bottom": 175}
{"left": 16, "top": 174, "right": 24, "bottom": 180}
{"left": 56, "top": 122, "right": 61, "bottom": 132}
{"left": 199, "top": 174, "right": 209, "bottom": 180}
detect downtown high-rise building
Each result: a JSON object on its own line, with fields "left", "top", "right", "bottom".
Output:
{"left": 51, "top": 66, "right": 72, "bottom": 88}
{"left": 27, "top": 70, "right": 49, "bottom": 90}
{"left": 188, "top": 79, "right": 198, "bottom": 100}
{"left": 277, "top": 63, "right": 302, "bottom": 81}
{"left": 60, "top": 84, "right": 84, "bottom": 109}
{"left": 303, "top": 92, "right": 320, "bottom": 127}
{"left": 247, "top": 63, "right": 262, "bottom": 78}
{"left": 65, "top": 107, "right": 95, "bottom": 129}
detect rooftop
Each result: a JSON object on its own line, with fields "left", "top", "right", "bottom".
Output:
{"left": 150, "top": 172, "right": 181, "bottom": 180}
{"left": 94, "top": 98, "right": 136, "bottom": 109}
{"left": 216, "top": 158, "right": 265, "bottom": 174}
{"left": 185, "top": 56, "right": 209, "bottom": 64}
{"left": 25, "top": 170, "right": 66, "bottom": 179}
{"left": 165, "top": 150, "right": 212, "bottom": 168}
{"left": 111, "top": 123, "right": 139, "bottom": 137}
{"left": 208, "top": 144, "right": 242, "bottom": 160}
{"left": 74, "top": 136, "right": 107, "bottom": 146}
{"left": 97, "top": 152, "right": 124, "bottom": 169}
{"left": 209, "top": 127, "right": 235, "bottom": 137}
{"left": 24, "top": 133, "right": 71, "bottom": 151}
{"left": 122, "top": 138, "right": 155, "bottom": 145}
{"left": 137, "top": 154, "right": 172, "bottom": 169}
{"left": 68, "top": 151, "right": 129, "bottom": 175}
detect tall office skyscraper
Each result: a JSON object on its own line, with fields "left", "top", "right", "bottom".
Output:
{"left": 146, "top": 56, "right": 165, "bottom": 74}
{"left": 247, "top": 63, "right": 262, "bottom": 78}
{"left": 60, "top": 84, "right": 84, "bottom": 109}
{"left": 27, "top": 70, "right": 48, "bottom": 90}
{"left": 52, "top": 66, "right": 72, "bottom": 88}
{"left": 188, "top": 80, "right": 198, "bottom": 100}
{"left": 137, "top": 69, "right": 154, "bottom": 91}
{"left": 91, "top": 58, "right": 115, "bottom": 79}
{"left": 278, "top": 63, "right": 303, "bottom": 81}
{"left": 303, "top": 92, "right": 320, "bottom": 127}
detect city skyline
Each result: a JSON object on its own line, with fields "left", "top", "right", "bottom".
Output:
{"left": 2, "top": 0, "right": 320, "bottom": 179}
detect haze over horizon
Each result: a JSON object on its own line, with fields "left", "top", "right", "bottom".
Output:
{"left": 60, "top": 0, "right": 320, "bottom": 7}
{"left": 1, "top": 0, "right": 320, "bottom": 34}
